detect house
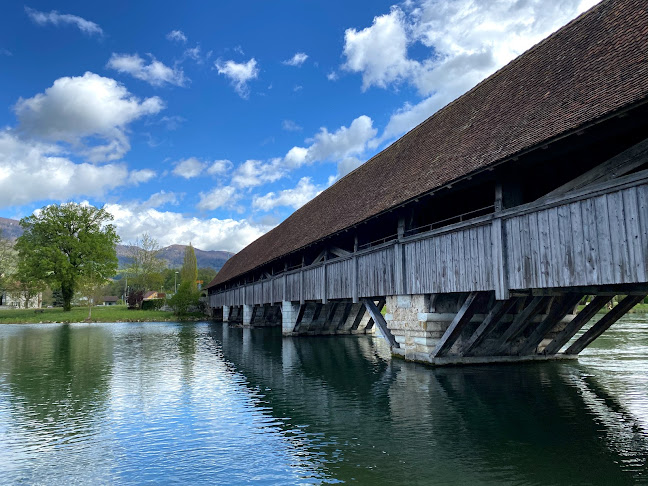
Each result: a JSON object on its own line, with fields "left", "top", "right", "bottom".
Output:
{"left": 102, "top": 296, "right": 119, "bottom": 306}
{"left": 143, "top": 291, "right": 166, "bottom": 301}
{"left": 0, "top": 290, "right": 42, "bottom": 309}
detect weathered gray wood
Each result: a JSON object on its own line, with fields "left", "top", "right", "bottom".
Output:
{"left": 594, "top": 195, "right": 614, "bottom": 284}
{"left": 543, "top": 295, "right": 612, "bottom": 354}
{"left": 607, "top": 191, "right": 630, "bottom": 283}
{"left": 462, "top": 297, "right": 519, "bottom": 355}
{"left": 518, "top": 293, "right": 583, "bottom": 355}
{"left": 330, "top": 246, "right": 351, "bottom": 258}
{"left": 362, "top": 298, "right": 397, "bottom": 347}
{"left": 623, "top": 188, "right": 646, "bottom": 283}
{"left": 537, "top": 137, "right": 648, "bottom": 202}
{"left": 493, "top": 296, "right": 549, "bottom": 355}
{"left": 565, "top": 294, "right": 647, "bottom": 354}
{"left": 580, "top": 198, "right": 600, "bottom": 285}
{"left": 432, "top": 292, "right": 482, "bottom": 358}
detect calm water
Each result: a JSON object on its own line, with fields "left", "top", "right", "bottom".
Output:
{"left": 0, "top": 317, "right": 647, "bottom": 485}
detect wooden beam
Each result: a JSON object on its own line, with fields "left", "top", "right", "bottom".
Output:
{"left": 565, "top": 294, "right": 646, "bottom": 355}
{"left": 330, "top": 246, "right": 351, "bottom": 258}
{"left": 517, "top": 293, "right": 583, "bottom": 356}
{"left": 350, "top": 304, "right": 366, "bottom": 331}
{"left": 362, "top": 298, "right": 398, "bottom": 348}
{"left": 432, "top": 292, "right": 483, "bottom": 358}
{"left": 543, "top": 295, "right": 612, "bottom": 355}
{"left": 364, "top": 298, "right": 385, "bottom": 331}
{"left": 311, "top": 249, "right": 327, "bottom": 265}
{"left": 536, "top": 137, "right": 648, "bottom": 202}
{"left": 461, "top": 297, "right": 518, "bottom": 356}
{"left": 490, "top": 296, "right": 549, "bottom": 355}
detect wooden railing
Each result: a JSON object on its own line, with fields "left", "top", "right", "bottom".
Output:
{"left": 210, "top": 170, "right": 648, "bottom": 307}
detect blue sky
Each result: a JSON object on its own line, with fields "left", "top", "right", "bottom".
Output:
{"left": 0, "top": 0, "right": 598, "bottom": 251}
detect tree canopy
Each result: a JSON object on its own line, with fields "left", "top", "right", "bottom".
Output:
{"left": 180, "top": 243, "right": 198, "bottom": 288}
{"left": 15, "top": 203, "right": 120, "bottom": 311}
{"left": 126, "top": 233, "right": 165, "bottom": 291}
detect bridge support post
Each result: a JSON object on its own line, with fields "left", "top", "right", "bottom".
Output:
{"left": 282, "top": 301, "right": 302, "bottom": 335}
{"left": 243, "top": 304, "right": 253, "bottom": 327}
{"left": 222, "top": 305, "right": 230, "bottom": 323}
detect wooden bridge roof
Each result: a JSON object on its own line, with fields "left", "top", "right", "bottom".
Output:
{"left": 210, "top": 0, "right": 648, "bottom": 289}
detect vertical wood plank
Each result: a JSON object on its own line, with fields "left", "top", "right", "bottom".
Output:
{"left": 594, "top": 195, "right": 614, "bottom": 284}
{"left": 637, "top": 185, "right": 648, "bottom": 280}
{"left": 606, "top": 191, "right": 630, "bottom": 283}
{"left": 623, "top": 187, "right": 646, "bottom": 282}
{"left": 570, "top": 202, "right": 585, "bottom": 286}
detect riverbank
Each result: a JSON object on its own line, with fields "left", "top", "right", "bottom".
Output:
{"left": 0, "top": 306, "right": 206, "bottom": 324}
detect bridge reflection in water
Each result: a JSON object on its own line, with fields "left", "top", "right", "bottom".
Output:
{"left": 212, "top": 322, "right": 648, "bottom": 485}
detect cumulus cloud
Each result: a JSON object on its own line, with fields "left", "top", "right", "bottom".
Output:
{"left": 343, "top": 8, "right": 415, "bottom": 90}
{"left": 252, "top": 177, "right": 322, "bottom": 211}
{"left": 231, "top": 159, "right": 285, "bottom": 188}
{"left": 166, "top": 29, "right": 187, "bottom": 43}
{"left": 25, "top": 7, "right": 103, "bottom": 36}
{"left": 107, "top": 53, "right": 188, "bottom": 87}
{"left": 104, "top": 201, "right": 270, "bottom": 252}
{"left": 282, "top": 120, "right": 302, "bottom": 132}
{"left": 342, "top": 0, "right": 600, "bottom": 142}
{"left": 206, "top": 159, "right": 233, "bottom": 176}
{"left": 215, "top": 58, "right": 259, "bottom": 98}
{"left": 172, "top": 158, "right": 206, "bottom": 179}
{"left": 283, "top": 52, "right": 308, "bottom": 67}
{"left": 129, "top": 168, "right": 156, "bottom": 185}
{"left": 14, "top": 72, "right": 164, "bottom": 162}
{"left": 197, "top": 186, "right": 240, "bottom": 211}
{"left": 141, "top": 190, "right": 180, "bottom": 209}
{"left": 0, "top": 132, "right": 135, "bottom": 207}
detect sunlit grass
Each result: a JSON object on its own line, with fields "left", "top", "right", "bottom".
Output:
{"left": 0, "top": 305, "right": 206, "bottom": 324}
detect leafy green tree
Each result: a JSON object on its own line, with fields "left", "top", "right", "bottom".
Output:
{"left": 168, "top": 281, "right": 200, "bottom": 316}
{"left": 197, "top": 267, "right": 217, "bottom": 289}
{"left": 180, "top": 243, "right": 198, "bottom": 288}
{"left": 0, "top": 229, "right": 17, "bottom": 289}
{"left": 8, "top": 261, "right": 47, "bottom": 308}
{"left": 15, "top": 203, "right": 120, "bottom": 312}
{"left": 126, "top": 233, "right": 165, "bottom": 292}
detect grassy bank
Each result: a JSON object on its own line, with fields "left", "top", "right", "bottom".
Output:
{"left": 0, "top": 305, "right": 206, "bottom": 324}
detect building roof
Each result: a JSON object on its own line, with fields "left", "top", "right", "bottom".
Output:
{"left": 210, "top": 0, "right": 648, "bottom": 289}
{"left": 102, "top": 296, "right": 119, "bottom": 302}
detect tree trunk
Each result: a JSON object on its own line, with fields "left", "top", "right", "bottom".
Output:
{"left": 61, "top": 280, "right": 74, "bottom": 312}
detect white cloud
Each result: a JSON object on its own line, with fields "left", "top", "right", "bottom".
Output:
{"left": 14, "top": 72, "right": 164, "bottom": 162}
{"left": 107, "top": 53, "right": 188, "bottom": 87}
{"left": 129, "top": 169, "right": 156, "bottom": 185}
{"left": 283, "top": 52, "right": 308, "bottom": 67}
{"left": 0, "top": 132, "right": 134, "bottom": 207}
{"left": 0, "top": 48, "right": 12, "bottom": 56}
{"left": 183, "top": 45, "right": 202, "bottom": 64}
{"left": 282, "top": 120, "right": 302, "bottom": 132}
{"left": 141, "top": 190, "right": 180, "bottom": 209}
{"left": 166, "top": 30, "right": 187, "bottom": 43}
{"left": 215, "top": 58, "right": 259, "bottom": 98}
{"left": 231, "top": 159, "right": 285, "bottom": 188}
{"left": 206, "top": 159, "right": 233, "bottom": 176}
{"left": 342, "top": 0, "right": 600, "bottom": 142}
{"left": 104, "top": 202, "right": 270, "bottom": 252}
{"left": 197, "top": 186, "right": 240, "bottom": 211}
{"left": 342, "top": 8, "right": 415, "bottom": 90}
{"left": 336, "top": 157, "right": 365, "bottom": 178}
{"left": 327, "top": 71, "right": 338, "bottom": 81}
{"left": 172, "top": 158, "right": 206, "bottom": 179}
{"left": 252, "top": 177, "right": 322, "bottom": 211}
{"left": 25, "top": 7, "right": 103, "bottom": 36}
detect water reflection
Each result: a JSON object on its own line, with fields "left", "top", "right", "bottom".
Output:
{"left": 215, "top": 323, "right": 648, "bottom": 485}
{"left": 0, "top": 319, "right": 646, "bottom": 485}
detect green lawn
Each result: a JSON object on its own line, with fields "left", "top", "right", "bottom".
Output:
{"left": 0, "top": 305, "right": 206, "bottom": 324}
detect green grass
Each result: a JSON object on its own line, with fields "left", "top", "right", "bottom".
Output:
{"left": 0, "top": 305, "right": 206, "bottom": 324}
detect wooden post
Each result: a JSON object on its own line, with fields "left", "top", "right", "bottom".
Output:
{"left": 432, "top": 292, "right": 482, "bottom": 358}
{"left": 352, "top": 236, "right": 359, "bottom": 303}
{"left": 322, "top": 252, "right": 328, "bottom": 304}
{"left": 491, "top": 218, "right": 509, "bottom": 300}
{"left": 394, "top": 217, "right": 406, "bottom": 295}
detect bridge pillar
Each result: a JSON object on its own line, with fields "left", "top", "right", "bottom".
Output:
{"left": 243, "top": 304, "right": 254, "bottom": 327}
{"left": 282, "top": 301, "right": 301, "bottom": 335}
{"left": 222, "top": 305, "right": 230, "bottom": 322}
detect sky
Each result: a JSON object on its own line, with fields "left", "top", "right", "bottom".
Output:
{"left": 0, "top": 0, "right": 600, "bottom": 252}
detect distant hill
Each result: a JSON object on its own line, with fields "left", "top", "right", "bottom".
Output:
{"left": 0, "top": 217, "right": 233, "bottom": 271}
{"left": 116, "top": 244, "right": 233, "bottom": 271}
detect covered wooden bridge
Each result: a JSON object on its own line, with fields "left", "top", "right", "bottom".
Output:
{"left": 207, "top": 0, "right": 648, "bottom": 365}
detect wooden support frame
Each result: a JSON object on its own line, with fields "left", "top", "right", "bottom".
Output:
{"left": 490, "top": 296, "right": 549, "bottom": 355}
{"left": 543, "top": 295, "right": 612, "bottom": 354}
{"left": 362, "top": 298, "right": 398, "bottom": 348}
{"left": 364, "top": 298, "right": 385, "bottom": 331}
{"left": 565, "top": 294, "right": 647, "bottom": 355}
{"left": 517, "top": 293, "right": 583, "bottom": 355}
{"left": 461, "top": 297, "right": 519, "bottom": 356}
{"left": 432, "top": 292, "right": 483, "bottom": 358}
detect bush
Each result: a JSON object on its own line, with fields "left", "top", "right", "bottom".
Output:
{"left": 141, "top": 299, "right": 165, "bottom": 311}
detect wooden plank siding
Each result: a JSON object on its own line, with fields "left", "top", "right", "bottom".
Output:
{"left": 210, "top": 178, "right": 648, "bottom": 307}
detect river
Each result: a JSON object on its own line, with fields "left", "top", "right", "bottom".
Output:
{"left": 0, "top": 316, "right": 646, "bottom": 485}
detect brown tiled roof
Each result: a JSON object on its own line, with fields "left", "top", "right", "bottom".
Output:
{"left": 210, "top": 0, "right": 648, "bottom": 288}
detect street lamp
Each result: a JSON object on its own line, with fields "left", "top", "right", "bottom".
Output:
{"left": 175, "top": 271, "right": 179, "bottom": 293}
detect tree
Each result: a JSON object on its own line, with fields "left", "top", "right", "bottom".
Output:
{"left": 15, "top": 203, "right": 120, "bottom": 311}
{"left": 126, "top": 233, "right": 165, "bottom": 291}
{"left": 8, "top": 262, "right": 46, "bottom": 308}
{"left": 168, "top": 281, "right": 200, "bottom": 316}
{"left": 197, "top": 267, "right": 217, "bottom": 289}
{"left": 180, "top": 243, "right": 198, "bottom": 288}
{"left": 0, "top": 229, "right": 17, "bottom": 290}
{"left": 77, "top": 262, "right": 110, "bottom": 319}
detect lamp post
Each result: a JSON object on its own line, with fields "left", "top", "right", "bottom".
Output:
{"left": 175, "top": 271, "right": 179, "bottom": 294}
